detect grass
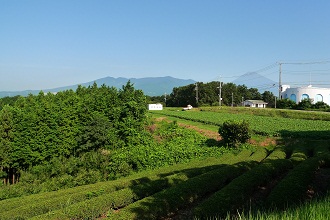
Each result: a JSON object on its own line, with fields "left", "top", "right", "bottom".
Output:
{"left": 235, "top": 192, "right": 330, "bottom": 220}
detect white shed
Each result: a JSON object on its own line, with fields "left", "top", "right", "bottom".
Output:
{"left": 243, "top": 100, "right": 268, "bottom": 108}
{"left": 148, "top": 103, "right": 163, "bottom": 110}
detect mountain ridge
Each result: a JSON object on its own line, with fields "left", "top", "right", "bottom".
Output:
{"left": 0, "top": 76, "right": 196, "bottom": 98}
{"left": 232, "top": 72, "right": 278, "bottom": 94}
{"left": 0, "top": 73, "right": 278, "bottom": 98}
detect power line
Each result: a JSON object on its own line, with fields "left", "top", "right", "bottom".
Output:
{"left": 218, "top": 63, "right": 278, "bottom": 80}
{"left": 277, "top": 60, "right": 330, "bottom": 98}
{"left": 278, "top": 60, "right": 330, "bottom": 65}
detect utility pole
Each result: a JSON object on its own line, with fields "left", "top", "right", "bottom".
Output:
{"left": 278, "top": 62, "right": 282, "bottom": 99}
{"left": 218, "top": 80, "right": 222, "bottom": 107}
{"left": 195, "top": 83, "right": 199, "bottom": 105}
{"left": 164, "top": 92, "right": 167, "bottom": 105}
{"left": 231, "top": 92, "right": 233, "bottom": 107}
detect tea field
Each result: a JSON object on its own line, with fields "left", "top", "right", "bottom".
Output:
{"left": 151, "top": 107, "right": 330, "bottom": 138}
{"left": 1, "top": 107, "right": 330, "bottom": 219}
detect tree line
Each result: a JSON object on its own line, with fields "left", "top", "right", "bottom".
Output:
{"left": 149, "top": 82, "right": 277, "bottom": 107}
{"left": 148, "top": 81, "right": 330, "bottom": 111}
{"left": 0, "top": 82, "right": 148, "bottom": 185}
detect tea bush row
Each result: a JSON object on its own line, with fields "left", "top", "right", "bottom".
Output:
{"left": 30, "top": 173, "right": 192, "bottom": 220}
{"left": 0, "top": 155, "right": 238, "bottom": 218}
{"left": 108, "top": 150, "right": 264, "bottom": 219}
{"left": 109, "top": 163, "right": 254, "bottom": 219}
{"left": 29, "top": 152, "right": 254, "bottom": 220}
{"left": 193, "top": 149, "right": 292, "bottom": 217}
{"left": 266, "top": 153, "right": 330, "bottom": 209}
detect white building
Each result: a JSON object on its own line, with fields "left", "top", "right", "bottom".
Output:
{"left": 148, "top": 103, "right": 163, "bottom": 110}
{"left": 243, "top": 100, "right": 268, "bottom": 108}
{"left": 281, "top": 85, "right": 330, "bottom": 105}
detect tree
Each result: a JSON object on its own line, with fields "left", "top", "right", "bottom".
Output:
{"left": 277, "top": 98, "right": 296, "bottom": 109}
{"left": 237, "top": 85, "right": 250, "bottom": 103}
{"left": 262, "top": 91, "right": 276, "bottom": 107}
{"left": 77, "top": 111, "right": 116, "bottom": 153}
{"left": 218, "top": 120, "right": 251, "bottom": 147}
{"left": 221, "top": 83, "right": 237, "bottom": 106}
{"left": 167, "top": 84, "right": 197, "bottom": 107}
{"left": 198, "top": 82, "right": 219, "bottom": 106}
{"left": 312, "top": 101, "right": 329, "bottom": 110}
{"left": 0, "top": 105, "right": 15, "bottom": 184}
{"left": 0, "top": 96, "right": 20, "bottom": 110}
{"left": 296, "top": 98, "right": 313, "bottom": 110}
{"left": 248, "top": 88, "right": 262, "bottom": 100}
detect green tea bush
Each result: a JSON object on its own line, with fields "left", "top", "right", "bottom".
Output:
{"left": 0, "top": 155, "right": 234, "bottom": 218}
{"left": 109, "top": 150, "right": 257, "bottom": 219}
{"left": 110, "top": 163, "right": 254, "bottom": 219}
{"left": 218, "top": 120, "right": 251, "bottom": 147}
{"left": 266, "top": 156, "right": 325, "bottom": 209}
{"left": 30, "top": 173, "right": 191, "bottom": 220}
{"left": 193, "top": 158, "right": 293, "bottom": 218}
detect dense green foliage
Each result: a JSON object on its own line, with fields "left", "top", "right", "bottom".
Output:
{"left": 0, "top": 96, "right": 20, "bottom": 110}
{"left": 0, "top": 82, "right": 148, "bottom": 184}
{"left": 219, "top": 120, "right": 251, "bottom": 147}
{"left": 164, "top": 82, "right": 270, "bottom": 107}
{"left": 0, "top": 88, "right": 233, "bottom": 199}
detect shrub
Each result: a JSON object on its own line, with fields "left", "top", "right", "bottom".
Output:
{"left": 218, "top": 120, "right": 251, "bottom": 147}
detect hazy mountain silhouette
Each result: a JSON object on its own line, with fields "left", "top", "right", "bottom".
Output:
{"left": 232, "top": 72, "right": 278, "bottom": 94}
{"left": 0, "top": 76, "right": 196, "bottom": 97}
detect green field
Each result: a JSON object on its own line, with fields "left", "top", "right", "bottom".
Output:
{"left": 1, "top": 107, "right": 330, "bottom": 219}
{"left": 152, "top": 107, "right": 330, "bottom": 138}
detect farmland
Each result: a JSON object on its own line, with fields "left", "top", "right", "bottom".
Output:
{"left": 1, "top": 106, "right": 330, "bottom": 219}
{"left": 152, "top": 107, "right": 330, "bottom": 138}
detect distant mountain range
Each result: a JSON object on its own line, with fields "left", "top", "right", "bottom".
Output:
{"left": 0, "top": 76, "right": 196, "bottom": 98}
{"left": 0, "top": 73, "right": 278, "bottom": 98}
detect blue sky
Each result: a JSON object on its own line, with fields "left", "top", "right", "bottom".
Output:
{"left": 1, "top": 0, "right": 330, "bottom": 91}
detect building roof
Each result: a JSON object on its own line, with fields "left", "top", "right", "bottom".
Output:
{"left": 245, "top": 100, "right": 268, "bottom": 104}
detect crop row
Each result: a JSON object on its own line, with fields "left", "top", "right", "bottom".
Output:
{"left": 266, "top": 155, "right": 329, "bottom": 209}
{"left": 29, "top": 172, "right": 192, "bottom": 220}
{"left": 3, "top": 144, "right": 327, "bottom": 220}
{"left": 0, "top": 150, "right": 257, "bottom": 219}
{"left": 107, "top": 149, "right": 267, "bottom": 219}
{"left": 111, "top": 145, "right": 328, "bottom": 219}
{"left": 34, "top": 150, "right": 256, "bottom": 220}
{"left": 194, "top": 143, "right": 330, "bottom": 218}
{"left": 267, "top": 142, "right": 330, "bottom": 209}
{"left": 193, "top": 147, "right": 291, "bottom": 217}
{"left": 151, "top": 109, "right": 330, "bottom": 138}
{"left": 0, "top": 155, "right": 232, "bottom": 215}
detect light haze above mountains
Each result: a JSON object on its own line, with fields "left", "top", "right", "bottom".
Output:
{"left": 0, "top": 73, "right": 277, "bottom": 98}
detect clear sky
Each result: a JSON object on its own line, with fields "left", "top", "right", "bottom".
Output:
{"left": 1, "top": 0, "right": 330, "bottom": 91}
